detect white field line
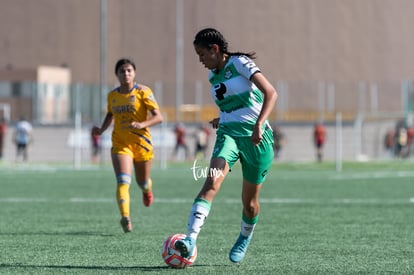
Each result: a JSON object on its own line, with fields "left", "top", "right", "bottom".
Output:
{"left": 331, "top": 171, "right": 414, "bottom": 180}
{"left": 0, "top": 197, "right": 413, "bottom": 204}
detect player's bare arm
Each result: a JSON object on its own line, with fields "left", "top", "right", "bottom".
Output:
{"left": 250, "top": 73, "right": 278, "bottom": 145}
{"left": 92, "top": 112, "right": 114, "bottom": 135}
{"left": 130, "top": 109, "right": 163, "bottom": 130}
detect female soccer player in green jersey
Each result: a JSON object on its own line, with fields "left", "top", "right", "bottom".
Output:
{"left": 175, "top": 28, "right": 278, "bottom": 263}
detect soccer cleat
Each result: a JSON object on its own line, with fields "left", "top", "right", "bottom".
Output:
{"left": 175, "top": 237, "right": 196, "bottom": 259}
{"left": 142, "top": 189, "right": 153, "bottom": 207}
{"left": 142, "top": 179, "right": 153, "bottom": 207}
{"left": 229, "top": 233, "right": 252, "bottom": 263}
{"left": 120, "top": 216, "right": 132, "bottom": 233}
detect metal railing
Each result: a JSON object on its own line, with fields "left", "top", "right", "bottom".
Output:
{"left": 0, "top": 79, "right": 412, "bottom": 125}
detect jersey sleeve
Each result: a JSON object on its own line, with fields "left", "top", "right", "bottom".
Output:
{"left": 140, "top": 85, "right": 160, "bottom": 111}
{"left": 232, "top": 55, "right": 261, "bottom": 80}
{"left": 106, "top": 90, "right": 113, "bottom": 113}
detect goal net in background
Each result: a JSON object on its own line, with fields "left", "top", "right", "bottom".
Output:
{"left": 0, "top": 103, "right": 11, "bottom": 122}
{"left": 354, "top": 112, "right": 414, "bottom": 160}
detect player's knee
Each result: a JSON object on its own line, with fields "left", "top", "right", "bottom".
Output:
{"left": 117, "top": 173, "right": 131, "bottom": 184}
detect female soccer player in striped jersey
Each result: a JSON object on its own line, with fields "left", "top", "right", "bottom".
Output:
{"left": 92, "top": 58, "right": 163, "bottom": 233}
{"left": 175, "top": 28, "right": 278, "bottom": 263}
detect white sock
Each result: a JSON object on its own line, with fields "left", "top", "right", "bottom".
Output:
{"left": 187, "top": 198, "right": 211, "bottom": 240}
{"left": 241, "top": 220, "right": 257, "bottom": 237}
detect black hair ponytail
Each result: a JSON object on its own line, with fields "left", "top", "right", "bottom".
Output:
{"left": 193, "top": 28, "right": 256, "bottom": 59}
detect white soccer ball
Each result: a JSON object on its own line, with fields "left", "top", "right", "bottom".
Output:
{"left": 162, "top": 233, "right": 197, "bottom": 268}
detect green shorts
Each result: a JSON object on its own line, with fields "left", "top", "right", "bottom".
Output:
{"left": 212, "top": 128, "right": 274, "bottom": 184}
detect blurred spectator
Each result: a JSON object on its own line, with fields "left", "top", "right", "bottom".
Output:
{"left": 394, "top": 119, "right": 408, "bottom": 158}
{"left": 272, "top": 126, "right": 285, "bottom": 160}
{"left": 194, "top": 123, "right": 212, "bottom": 160}
{"left": 91, "top": 131, "right": 101, "bottom": 163}
{"left": 383, "top": 129, "right": 395, "bottom": 157}
{"left": 407, "top": 126, "right": 414, "bottom": 156}
{"left": 0, "top": 117, "right": 6, "bottom": 160}
{"left": 14, "top": 117, "right": 33, "bottom": 162}
{"left": 173, "top": 122, "right": 189, "bottom": 160}
{"left": 313, "top": 122, "right": 326, "bottom": 162}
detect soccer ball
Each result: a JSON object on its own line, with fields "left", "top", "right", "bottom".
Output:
{"left": 162, "top": 233, "right": 197, "bottom": 268}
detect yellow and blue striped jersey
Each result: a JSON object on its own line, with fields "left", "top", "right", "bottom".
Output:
{"left": 107, "top": 83, "right": 159, "bottom": 145}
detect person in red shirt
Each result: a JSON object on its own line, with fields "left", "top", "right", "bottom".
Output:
{"left": 194, "top": 123, "right": 212, "bottom": 160}
{"left": 406, "top": 126, "right": 414, "bottom": 157}
{"left": 0, "top": 117, "right": 6, "bottom": 160}
{"left": 91, "top": 131, "right": 101, "bottom": 163}
{"left": 173, "top": 122, "right": 189, "bottom": 160}
{"left": 383, "top": 129, "right": 395, "bottom": 157}
{"left": 313, "top": 123, "right": 327, "bottom": 162}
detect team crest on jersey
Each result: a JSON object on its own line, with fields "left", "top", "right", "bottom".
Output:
{"left": 129, "top": 95, "right": 135, "bottom": 102}
{"left": 224, "top": 68, "right": 233, "bottom": 79}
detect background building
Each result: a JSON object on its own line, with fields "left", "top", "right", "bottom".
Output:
{"left": 0, "top": 66, "right": 71, "bottom": 122}
{"left": 0, "top": 0, "right": 413, "bottom": 123}
{"left": 0, "top": 0, "right": 413, "bottom": 164}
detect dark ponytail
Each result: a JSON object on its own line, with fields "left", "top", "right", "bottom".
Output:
{"left": 193, "top": 28, "right": 256, "bottom": 59}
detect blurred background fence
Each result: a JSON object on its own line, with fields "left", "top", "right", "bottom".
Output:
{"left": 0, "top": 78, "right": 413, "bottom": 167}
{"left": 0, "top": 79, "right": 412, "bottom": 124}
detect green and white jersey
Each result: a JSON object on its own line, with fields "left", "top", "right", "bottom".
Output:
{"left": 208, "top": 55, "right": 270, "bottom": 136}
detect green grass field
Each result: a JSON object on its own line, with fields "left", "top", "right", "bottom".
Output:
{"left": 1, "top": 161, "right": 413, "bottom": 274}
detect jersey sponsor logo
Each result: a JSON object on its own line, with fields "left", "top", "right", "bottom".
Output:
{"left": 220, "top": 102, "right": 244, "bottom": 113}
{"left": 216, "top": 92, "right": 245, "bottom": 114}
{"left": 244, "top": 61, "right": 256, "bottom": 71}
{"left": 214, "top": 83, "right": 227, "bottom": 100}
{"left": 240, "top": 56, "right": 257, "bottom": 73}
{"left": 112, "top": 104, "right": 137, "bottom": 114}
